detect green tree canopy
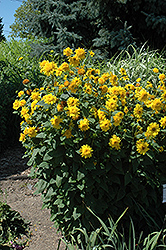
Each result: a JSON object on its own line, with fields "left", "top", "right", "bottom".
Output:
{"left": 10, "top": 0, "right": 166, "bottom": 58}
{"left": 0, "top": 17, "right": 5, "bottom": 42}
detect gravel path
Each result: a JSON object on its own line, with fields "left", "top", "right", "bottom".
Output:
{"left": 0, "top": 144, "right": 66, "bottom": 250}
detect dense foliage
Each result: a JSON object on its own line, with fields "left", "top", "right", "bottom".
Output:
{"left": 10, "top": 0, "right": 166, "bottom": 58}
{"left": 0, "top": 39, "right": 44, "bottom": 152}
{"left": 0, "top": 17, "right": 5, "bottom": 42}
{"left": 0, "top": 189, "right": 30, "bottom": 248}
{"left": 14, "top": 47, "right": 166, "bottom": 239}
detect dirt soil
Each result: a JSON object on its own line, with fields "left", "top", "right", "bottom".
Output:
{"left": 0, "top": 143, "right": 66, "bottom": 250}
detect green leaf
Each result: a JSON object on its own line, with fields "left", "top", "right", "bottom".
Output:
{"left": 43, "top": 151, "right": 53, "bottom": 161}
{"left": 35, "top": 179, "right": 48, "bottom": 194}
{"left": 44, "top": 186, "right": 54, "bottom": 200}
{"left": 60, "top": 93, "right": 70, "bottom": 100}
{"left": 77, "top": 171, "right": 85, "bottom": 181}
{"left": 36, "top": 132, "right": 46, "bottom": 138}
{"left": 72, "top": 208, "right": 81, "bottom": 220}
{"left": 77, "top": 183, "right": 85, "bottom": 190}
{"left": 49, "top": 178, "right": 57, "bottom": 185}
{"left": 117, "top": 188, "right": 125, "bottom": 201}
{"left": 56, "top": 175, "right": 63, "bottom": 188}
{"left": 38, "top": 161, "right": 50, "bottom": 169}
{"left": 125, "top": 172, "right": 132, "bottom": 186}
{"left": 88, "top": 118, "right": 96, "bottom": 124}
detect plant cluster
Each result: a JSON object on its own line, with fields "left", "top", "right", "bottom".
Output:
{"left": 14, "top": 47, "right": 166, "bottom": 238}
{"left": 0, "top": 188, "right": 30, "bottom": 249}
{"left": 0, "top": 39, "right": 44, "bottom": 152}
{"left": 59, "top": 208, "right": 166, "bottom": 250}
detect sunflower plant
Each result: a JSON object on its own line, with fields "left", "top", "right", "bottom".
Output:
{"left": 13, "top": 47, "right": 166, "bottom": 237}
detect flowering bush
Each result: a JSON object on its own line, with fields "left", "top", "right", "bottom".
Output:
{"left": 14, "top": 47, "right": 166, "bottom": 236}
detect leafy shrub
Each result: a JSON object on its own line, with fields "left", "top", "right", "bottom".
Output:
{"left": 14, "top": 47, "right": 166, "bottom": 238}
{"left": 0, "top": 188, "right": 30, "bottom": 248}
{"left": 0, "top": 39, "right": 44, "bottom": 151}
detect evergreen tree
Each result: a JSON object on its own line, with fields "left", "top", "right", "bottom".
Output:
{"left": 0, "top": 17, "right": 5, "bottom": 42}
{"left": 10, "top": 0, "right": 166, "bottom": 58}
{"left": 10, "top": 0, "right": 99, "bottom": 55}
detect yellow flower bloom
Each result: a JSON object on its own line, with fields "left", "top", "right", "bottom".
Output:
{"left": 68, "top": 55, "right": 80, "bottom": 67}
{"left": 99, "top": 119, "right": 111, "bottom": 131}
{"left": 30, "top": 91, "right": 41, "bottom": 101}
{"left": 21, "top": 107, "right": 29, "bottom": 117}
{"left": 151, "top": 98, "right": 162, "bottom": 111}
{"left": 153, "top": 68, "right": 159, "bottom": 73}
{"left": 113, "top": 115, "right": 121, "bottom": 126}
{"left": 125, "top": 84, "right": 135, "bottom": 91}
{"left": 31, "top": 100, "right": 38, "bottom": 114}
{"left": 110, "top": 74, "right": 118, "bottom": 86}
{"left": 80, "top": 144, "right": 93, "bottom": 159}
{"left": 67, "top": 97, "right": 79, "bottom": 107}
{"left": 75, "top": 47, "right": 86, "bottom": 60}
{"left": 108, "top": 86, "right": 120, "bottom": 96}
{"left": 97, "top": 109, "right": 106, "bottom": 120}
{"left": 100, "top": 85, "right": 108, "bottom": 94}
{"left": 43, "top": 94, "right": 57, "bottom": 105}
{"left": 63, "top": 129, "right": 72, "bottom": 138}
{"left": 40, "top": 61, "right": 57, "bottom": 76}
{"left": 28, "top": 127, "right": 37, "bottom": 137}
{"left": 120, "top": 68, "right": 127, "bottom": 75}
{"left": 67, "top": 106, "right": 80, "bottom": 120}
{"left": 13, "top": 99, "right": 20, "bottom": 110}
{"left": 19, "top": 133, "right": 26, "bottom": 142}
{"left": 18, "top": 57, "right": 23, "bottom": 61}
{"left": 109, "top": 134, "right": 121, "bottom": 150}
{"left": 136, "top": 139, "right": 149, "bottom": 155}
{"left": 124, "top": 106, "right": 128, "bottom": 114}
{"left": 50, "top": 115, "right": 62, "bottom": 129}
{"left": 63, "top": 47, "right": 73, "bottom": 57}
{"left": 159, "top": 74, "right": 165, "bottom": 81}
{"left": 68, "top": 77, "right": 82, "bottom": 93}
{"left": 59, "top": 62, "right": 70, "bottom": 72}
{"left": 89, "top": 50, "right": 95, "bottom": 57}
{"left": 137, "top": 89, "right": 149, "bottom": 102}
{"left": 136, "top": 78, "right": 141, "bottom": 82}
{"left": 159, "top": 146, "right": 164, "bottom": 152}
{"left": 77, "top": 67, "right": 85, "bottom": 75}
{"left": 145, "top": 122, "right": 160, "bottom": 138}
{"left": 55, "top": 68, "right": 63, "bottom": 76}
{"left": 79, "top": 118, "right": 90, "bottom": 131}
{"left": 98, "top": 77, "right": 105, "bottom": 85}
{"left": 18, "top": 91, "right": 24, "bottom": 97}
{"left": 84, "top": 83, "right": 92, "bottom": 95}
{"left": 116, "top": 111, "right": 124, "bottom": 119}
{"left": 133, "top": 104, "right": 143, "bottom": 118}
{"left": 24, "top": 126, "right": 37, "bottom": 137}
{"left": 57, "top": 103, "right": 64, "bottom": 112}
{"left": 19, "top": 99, "right": 26, "bottom": 107}
{"left": 159, "top": 116, "right": 166, "bottom": 129}
{"left": 105, "top": 97, "right": 118, "bottom": 112}
{"left": 161, "top": 91, "right": 166, "bottom": 102}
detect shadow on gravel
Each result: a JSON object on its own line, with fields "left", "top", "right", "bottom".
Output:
{"left": 0, "top": 142, "right": 30, "bottom": 180}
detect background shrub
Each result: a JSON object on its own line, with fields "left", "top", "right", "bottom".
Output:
{"left": 0, "top": 39, "right": 44, "bottom": 152}
{"left": 10, "top": 0, "right": 166, "bottom": 58}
